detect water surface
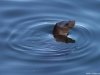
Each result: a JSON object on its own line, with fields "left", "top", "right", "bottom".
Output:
{"left": 0, "top": 0, "right": 100, "bottom": 75}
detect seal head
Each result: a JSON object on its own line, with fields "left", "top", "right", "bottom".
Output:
{"left": 53, "top": 20, "right": 75, "bottom": 43}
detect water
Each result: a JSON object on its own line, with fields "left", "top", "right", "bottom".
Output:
{"left": 0, "top": 0, "right": 100, "bottom": 75}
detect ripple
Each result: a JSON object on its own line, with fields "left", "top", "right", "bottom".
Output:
{"left": 71, "top": 25, "right": 93, "bottom": 52}
{"left": 7, "top": 17, "right": 76, "bottom": 57}
{"left": 7, "top": 16, "right": 94, "bottom": 61}
{"left": 1, "top": 0, "right": 100, "bottom": 74}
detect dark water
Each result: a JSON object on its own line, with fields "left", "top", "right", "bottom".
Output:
{"left": 0, "top": 0, "right": 100, "bottom": 75}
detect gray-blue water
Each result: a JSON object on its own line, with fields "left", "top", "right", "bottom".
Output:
{"left": 0, "top": 0, "right": 100, "bottom": 75}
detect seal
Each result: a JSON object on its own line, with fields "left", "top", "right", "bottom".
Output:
{"left": 53, "top": 20, "right": 75, "bottom": 43}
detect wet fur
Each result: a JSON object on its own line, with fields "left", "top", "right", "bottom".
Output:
{"left": 53, "top": 21, "right": 75, "bottom": 43}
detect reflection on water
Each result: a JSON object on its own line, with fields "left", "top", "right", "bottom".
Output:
{"left": 0, "top": 0, "right": 100, "bottom": 75}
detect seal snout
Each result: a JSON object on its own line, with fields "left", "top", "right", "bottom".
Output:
{"left": 66, "top": 20, "right": 75, "bottom": 29}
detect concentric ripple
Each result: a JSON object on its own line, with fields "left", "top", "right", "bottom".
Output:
{"left": 1, "top": 0, "right": 100, "bottom": 75}
{"left": 7, "top": 16, "right": 94, "bottom": 59}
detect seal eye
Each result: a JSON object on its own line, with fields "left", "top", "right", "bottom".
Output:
{"left": 65, "top": 23, "right": 68, "bottom": 26}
